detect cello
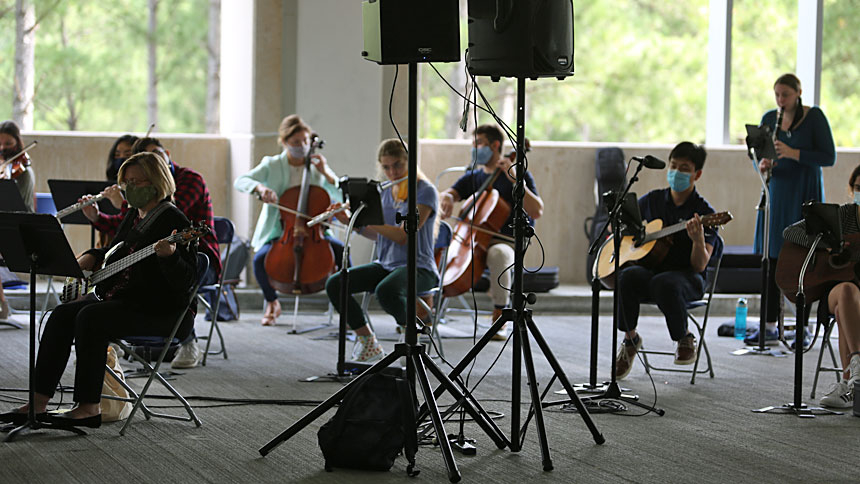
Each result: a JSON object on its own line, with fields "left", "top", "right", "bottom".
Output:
{"left": 442, "top": 168, "right": 511, "bottom": 297}
{"left": 263, "top": 135, "right": 336, "bottom": 294}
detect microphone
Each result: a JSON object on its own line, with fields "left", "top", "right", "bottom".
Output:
{"left": 632, "top": 155, "right": 666, "bottom": 169}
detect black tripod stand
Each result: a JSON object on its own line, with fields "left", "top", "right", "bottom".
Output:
{"left": 259, "top": 62, "right": 507, "bottom": 483}
{"left": 0, "top": 212, "right": 88, "bottom": 441}
{"left": 567, "top": 162, "right": 665, "bottom": 415}
{"left": 422, "top": 78, "right": 605, "bottom": 471}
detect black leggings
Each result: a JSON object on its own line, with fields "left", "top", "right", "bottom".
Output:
{"left": 34, "top": 295, "right": 180, "bottom": 404}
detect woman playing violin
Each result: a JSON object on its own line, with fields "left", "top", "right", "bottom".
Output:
{"left": 234, "top": 115, "right": 345, "bottom": 326}
{"left": 324, "top": 139, "right": 439, "bottom": 362}
{"left": 0, "top": 120, "right": 34, "bottom": 320}
{"left": 0, "top": 120, "right": 34, "bottom": 211}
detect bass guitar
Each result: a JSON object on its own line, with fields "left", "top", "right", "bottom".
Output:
{"left": 594, "top": 211, "right": 732, "bottom": 288}
{"left": 775, "top": 233, "right": 860, "bottom": 304}
{"left": 61, "top": 222, "right": 210, "bottom": 302}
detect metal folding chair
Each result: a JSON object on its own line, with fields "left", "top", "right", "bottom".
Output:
{"left": 105, "top": 253, "right": 209, "bottom": 435}
{"left": 198, "top": 216, "right": 235, "bottom": 365}
{"left": 640, "top": 235, "right": 724, "bottom": 384}
{"left": 416, "top": 221, "right": 454, "bottom": 357}
{"left": 810, "top": 312, "right": 842, "bottom": 399}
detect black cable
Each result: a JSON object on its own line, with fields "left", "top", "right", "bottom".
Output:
{"left": 389, "top": 64, "right": 407, "bottom": 153}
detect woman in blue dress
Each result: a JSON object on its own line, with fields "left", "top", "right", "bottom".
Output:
{"left": 750, "top": 73, "right": 836, "bottom": 344}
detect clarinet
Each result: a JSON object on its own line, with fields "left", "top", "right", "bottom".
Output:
{"left": 757, "top": 107, "right": 783, "bottom": 211}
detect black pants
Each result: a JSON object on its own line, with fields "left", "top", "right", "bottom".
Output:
{"left": 617, "top": 265, "right": 705, "bottom": 342}
{"left": 34, "top": 295, "right": 180, "bottom": 404}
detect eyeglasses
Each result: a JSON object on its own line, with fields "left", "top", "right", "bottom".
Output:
{"left": 121, "top": 178, "right": 151, "bottom": 189}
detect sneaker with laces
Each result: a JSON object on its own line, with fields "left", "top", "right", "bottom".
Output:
{"left": 615, "top": 334, "right": 642, "bottom": 380}
{"left": 848, "top": 353, "right": 860, "bottom": 383}
{"left": 352, "top": 334, "right": 385, "bottom": 363}
{"left": 744, "top": 327, "right": 779, "bottom": 346}
{"left": 819, "top": 380, "right": 853, "bottom": 408}
{"left": 674, "top": 333, "right": 697, "bottom": 365}
{"left": 171, "top": 340, "right": 202, "bottom": 369}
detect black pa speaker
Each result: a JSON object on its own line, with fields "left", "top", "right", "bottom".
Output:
{"left": 466, "top": 0, "right": 574, "bottom": 80}
{"left": 361, "top": 0, "right": 460, "bottom": 65}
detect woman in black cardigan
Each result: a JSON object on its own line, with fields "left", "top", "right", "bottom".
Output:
{"left": 0, "top": 151, "right": 198, "bottom": 428}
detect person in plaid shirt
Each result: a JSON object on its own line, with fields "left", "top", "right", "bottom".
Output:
{"left": 82, "top": 137, "right": 220, "bottom": 369}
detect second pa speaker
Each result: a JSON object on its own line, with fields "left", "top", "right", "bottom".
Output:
{"left": 466, "top": 0, "right": 574, "bottom": 80}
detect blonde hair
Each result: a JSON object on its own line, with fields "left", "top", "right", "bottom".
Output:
{"left": 375, "top": 138, "right": 439, "bottom": 238}
{"left": 118, "top": 152, "right": 176, "bottom": 202}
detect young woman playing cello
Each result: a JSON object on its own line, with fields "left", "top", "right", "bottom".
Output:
{"left": 234, "top": 115, "right": 345, "bottom": 326}
{"left": 324, "top": 139, "right": 439, "bottom": 362}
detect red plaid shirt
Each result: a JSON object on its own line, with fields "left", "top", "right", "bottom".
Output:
{"left": 93, "top": 163, "right": 222, "bottom": 279}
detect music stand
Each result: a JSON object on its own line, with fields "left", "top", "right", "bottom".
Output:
{"left": 754, "top": 202, "right": 842, "bottom": 417}
{"left": 733, "top": 125, "right": 785, "bottom": 357}
{"left": 48, "top": 179, "right": 119, "bottom": 248}
{"left": 0, "top": 179, "right": 29, "bottom": 212}
{"left": 0, "top": 212, "right": 88, "bottom": 440}
{"left": 302, "top": 177, "right": 390, "bottom": 382}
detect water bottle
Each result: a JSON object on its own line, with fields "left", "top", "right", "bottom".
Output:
{"left": 734, "top": 298, "right": 748, "bottom": 340}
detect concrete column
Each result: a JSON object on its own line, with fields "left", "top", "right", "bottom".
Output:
{"left": 705, "top": 0, "right": 732, "bottom": 146}
{"left": 797, "top": 0, "right": 823, "bottom": 106}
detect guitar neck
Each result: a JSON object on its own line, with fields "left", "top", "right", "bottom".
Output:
{"left": 90, "top": 232, "right": 184, "bottom": 285}
{"left": 642, "top": 220, "right": 688, "bottom": 243}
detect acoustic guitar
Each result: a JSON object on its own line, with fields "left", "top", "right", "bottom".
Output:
{"left": 61, "top": 223, "right": 210, "bottom": 303}
{"left": 775, "top": 233, "right": 860, "bottom": 304}
{"left": 594, "top": 211, "right": 732, "bottom": 288}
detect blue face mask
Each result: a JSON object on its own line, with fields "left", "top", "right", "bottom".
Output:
{"left": 470, "top": 145, "right": 493, "bottom": 166}
{"left": 854, "top": 191, "right": 860, "bottom": 206}
{"left": 667, "top": 169, "right": 692, "bottom": 192}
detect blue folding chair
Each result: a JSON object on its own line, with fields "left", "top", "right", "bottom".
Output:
{"left": 105, "top": 253, "right": 209, "bottom": 435}
{"left": 198, "top": 216, "right": 235, "bottom": 365}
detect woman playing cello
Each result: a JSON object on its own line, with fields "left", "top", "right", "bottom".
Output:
{"left": 234, "top": 115, "right": 345, "bottom": 326}
{"left": 324, "top": 139, "right": 439, "bottom": 362}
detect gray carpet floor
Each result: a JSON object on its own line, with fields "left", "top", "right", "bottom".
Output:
{"left": 0, "top": 308, "right": 857, "bottom": 484}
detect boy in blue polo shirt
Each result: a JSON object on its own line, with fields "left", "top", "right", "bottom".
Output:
{"left": 615, "top": 142, "right": 719, "bottom": 379}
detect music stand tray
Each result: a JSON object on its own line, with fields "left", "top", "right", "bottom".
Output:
{"left": 0, "top": 180, "right": 29, "bottom": 213}
{"left": 0, "top": 212, "right": 88, "bottom": 440}
{"left": 48, "top": 179, "right": 119, "bottom": 225}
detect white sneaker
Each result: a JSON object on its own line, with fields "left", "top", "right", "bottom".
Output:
{"left": 819, "top": 380, "right": 853, "bottom": 408}
{"left": 848, "top": 354, "right": 860, "bottom": 384}
{"left": 171, "top": 340, "right": 202, "bottom": 369}
{"left": 351, "top": 334, "right": 385, "bottom": 363}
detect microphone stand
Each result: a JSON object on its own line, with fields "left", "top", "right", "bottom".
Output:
{"left": 567, "top": 158, "right": 664, "bottom": 414}
{"left": 753, "top": 233, "right": 840, "bottom": 417}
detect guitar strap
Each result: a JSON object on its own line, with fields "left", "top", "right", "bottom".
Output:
{"left": 128, "top": 201, "right": 176, "bottom": 243}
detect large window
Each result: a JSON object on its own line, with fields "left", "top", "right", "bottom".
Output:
{"left": 0, "top": 1, "right": 214, "bottom": 133}
{"left": 728, "top": 0, "right": 797, "bottom": 144}
{"left": 421, "top": 0, "right": 710, "bottom": 144}
{"left": 821, "top": 0, "right": 860, "bottom": 147}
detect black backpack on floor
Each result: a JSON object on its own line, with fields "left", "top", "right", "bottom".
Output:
{"left": 317, "top": 372, "right": 419, "bottom": 476}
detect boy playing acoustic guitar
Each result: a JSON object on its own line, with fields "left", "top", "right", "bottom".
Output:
{"left": 615, "top": 142, "right": 720, "bottom": 379}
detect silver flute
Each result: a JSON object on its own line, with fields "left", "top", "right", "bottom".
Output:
{"left": 56, "top": 193, "right": 106, "bottom": 219}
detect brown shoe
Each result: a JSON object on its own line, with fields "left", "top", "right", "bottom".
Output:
{"left": 674, "top": 333, "right": 697, "bottom": 365}
{"left": 615, "top": 335, "right": 642, "bottom": 380}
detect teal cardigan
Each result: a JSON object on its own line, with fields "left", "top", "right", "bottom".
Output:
{"left": 234, "top": 150, "right": 342, "bottom": 251}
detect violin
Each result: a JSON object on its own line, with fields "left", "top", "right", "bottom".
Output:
{"left": 0, "top": 141, "right": 37, "bottom": 180}
{"left": 263, "top": 135, "right": 336, "bottom": 294}
{"left": 442, "top": 168, "right": 511, "bottom": 297}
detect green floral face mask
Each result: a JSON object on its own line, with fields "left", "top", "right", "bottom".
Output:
{"left": 123, "top": 183, "right": 158, "bottom": 208}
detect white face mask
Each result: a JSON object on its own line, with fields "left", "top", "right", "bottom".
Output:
{"left": 854, "top": 191, "right": 860, "bottom": 206}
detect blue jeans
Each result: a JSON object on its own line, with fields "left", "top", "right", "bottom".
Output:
{"left": 617, "top": 265, "right": 704, "bottom": 341}
{"left": 253, "top": 235, "right": 346, "bottom": 302}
